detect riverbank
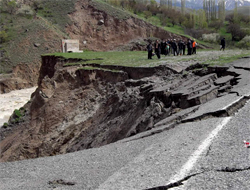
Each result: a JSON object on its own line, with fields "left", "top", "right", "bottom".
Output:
{"left": 0, "top": 87, "right": 36, "bottom": 127}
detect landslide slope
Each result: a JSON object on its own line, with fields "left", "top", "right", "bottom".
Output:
{"left": 0, "top": 0, "right": 184, "bottom": 93}
{"left": 0, "top": 55, "right": 174, "bottom": 161}
{"left": 1, "top": 52, "right": 248, "bottom": 162}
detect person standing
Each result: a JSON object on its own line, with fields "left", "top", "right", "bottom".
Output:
{"left": 147, "top": 41, "right": 153, "bottom": 59}
{"left": 183, "top": 40, "right": 186, "bottom": 55}
{"left": 192, "top": 39, "right": 197, "bottom": 54}
{"left": 220, "top": 37, "right": 226, "bottom": 51}
{"left": 178, "top": 39, "right": 184, "bottom": 56}
{"left": 166, "top": 42, "right": 170, "bottom": 56}
{"left": 161, "top": 40, "right": 166, "bottom": 55}
{"left": 154, "top": 40, "right": 161, "bottom": 59}
{"left": 187, "top": 39, "right": 192, "bottom": 55}
{"left": 172, "top": 39, "right": 178, "bottom": 56}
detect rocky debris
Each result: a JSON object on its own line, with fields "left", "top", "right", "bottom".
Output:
{"left": 34, "top": 43, "right": 41, "bottom": 47}
{"left": 98, "top": 19, "right": 104, "bottom": 25}
{"left": 0, "top": 56, "right": 250, "bottom": 162}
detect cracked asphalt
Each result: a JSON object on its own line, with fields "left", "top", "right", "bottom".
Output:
{"left": 0, "top": 57, "right": 250, "bottom": 190}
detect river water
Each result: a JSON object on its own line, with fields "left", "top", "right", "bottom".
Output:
{"left": 0, "top": 87, "right": 37, "bottom": 127}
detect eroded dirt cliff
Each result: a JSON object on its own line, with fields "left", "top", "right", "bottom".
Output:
{"left": 0, "top": 63, "right": 40, "bottom": 93}
{"left": 67, "top": 0, "right": 185, "bottom": 51}
{"left": 0, "top": 54, "right": 244, "bottom": 162}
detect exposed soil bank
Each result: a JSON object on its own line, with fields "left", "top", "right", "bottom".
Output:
{"left": 0, "top": 53, "right": 246, "bottom": 162}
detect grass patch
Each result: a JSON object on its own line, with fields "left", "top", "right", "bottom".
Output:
{"left": 164, "top": 25, "right": 185, "bottom": 35}
{"left": 203, "top": 52, "right": 250, "bottom": 66}
{"left": 47, "top": 51, "right": 161, "bottom": 67}
{"left": 78, "top": 66, "right": 122, "bottom": 73}
{"left": 90, "top": 0, "right": 131, "bottom": 20}
{"left": 48, "top": 49, "right": 250, "bottom": 68}
{"left": 36, "top": 0, "right": 78, "bottom": 32}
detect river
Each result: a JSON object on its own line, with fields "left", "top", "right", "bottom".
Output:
{"left": 0, "top": 87, "right": 37, "bottom": 127}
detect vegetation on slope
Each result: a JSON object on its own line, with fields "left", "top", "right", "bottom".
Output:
{"left": 104, "top": 0, "right": 250, "bottom": 48}
{"left": 48, "top": 50, "right": 250, "bottom": 68}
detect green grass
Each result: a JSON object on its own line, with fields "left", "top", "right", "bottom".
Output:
{"left": 203, "top": 52, "right": 250, "bottom": 66}
{"left": 77, "top": 66, "right": 123, "bottom": 73}
{"left": 164, "top": 25, "right": 185, "bottom": 35}
{"left": 47, "top": 49, "right": 250, "bottom": 68}
{"left": 48, "top": 51, "right": 162, "bottom": 67}
{"left": 219, "top": 27, "right": 232, "bottom": 40}
{"left": 36, "top": 0, "right": 78, "bottom": 32}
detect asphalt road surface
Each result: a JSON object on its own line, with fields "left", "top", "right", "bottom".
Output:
{"left": 0, "top": 57, "right": 250, "bottom": 190}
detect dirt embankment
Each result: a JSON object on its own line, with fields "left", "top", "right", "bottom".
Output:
{"left": 67, "top": 0, "right": 186, "bottom": 51}
{"left": 0, "top": 53, "right": 242, "bottom": 162}
{"left": 0, "top": 55, "right": 172, "bottom": 161}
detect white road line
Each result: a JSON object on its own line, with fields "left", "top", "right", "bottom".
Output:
{"left": 222, "top": 97, "right": 243, "bottom": 110}
{"left": 168, "top": 117, "right": 232, "bottom": 184}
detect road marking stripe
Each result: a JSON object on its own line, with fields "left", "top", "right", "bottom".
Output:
{"left": 168, "top": 117, "right": 232, "bottom": 184}
{"left": 222, "top": 97, "right": 242, "bottom": 110}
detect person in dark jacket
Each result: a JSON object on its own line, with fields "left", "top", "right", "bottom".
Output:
{"left": 178, "top": 39, "right": 184, "bottom": 56}
{"left": 220, "top": 38, "right": 226, "bottom": 51}
{"left": 183, "top": 40, "right": 186, "bottom": 55}
{"left": 187, "top": 39, "right": 192, "bottom": 55}
{"left": 147, "top": 41, "right": 153, "bottom": 59}
{"left": 172, "top": 39, "right": 178, "bottom": 56}
{"left": 154, "top": 40, "right": 161, "bottom": 59}
{"left": 161, "top": 40, "right": 166, "bottom": 55}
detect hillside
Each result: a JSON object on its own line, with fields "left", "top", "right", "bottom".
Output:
{"left": 0, "top": 0, "right": 190, "bottom": 93}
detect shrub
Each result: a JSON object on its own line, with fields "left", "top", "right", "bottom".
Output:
{"left": 208, "top": 20, "right": 223, "bottom": 31}
{"left": 185, "top": 28, "right": 212, "bottom": 39}
{"left": 0, "top": 30, "right": 8, "bottom": 43}
{"left": 236, "top": 36, "right": 250, "bottom": 49}
{"left": 17, "top": 5, "right": 34, "bottom": 19}
{"left": 143, "top": 10, "right": 152, "bottom": 19}
{"left": 201, "top": 33, "right": 220, "bottom": 43}
{"left": 3, "top": 122, "right": 8, "bottom": 128}
{"left": 227, "top": 23, "right": 246, "bottom": 41}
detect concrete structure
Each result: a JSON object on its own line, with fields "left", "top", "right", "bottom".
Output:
{"left": 62, "top": 39, "right": 82, "bottom": 53}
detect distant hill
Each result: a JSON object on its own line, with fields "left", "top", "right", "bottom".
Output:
{"left": 226, "top": 5, "right": 250, "bottom": 15}
{"left": 156, "top": 0, "right": 250, "bottom": 10}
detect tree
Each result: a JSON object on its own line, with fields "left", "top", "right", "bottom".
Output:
{"left": 160, "top": 0, "right": 167, "bottom": 6}
{"left": 203, "top": 0, "right": 216, "bottom": 21}
{"left": 181, "top": 0, "right": 185, "bottom": 14}
{"left": 218, "top": 0, "right": 225, "bottom": 21}
{"left": 233, "top": 1, "right": 239, "bottom": 23}
{"left": 197, "top": 9, "right": 207, "bottom": 29}
{"left": 167, "top": 0, "right": 172, "bottom": 9}
{"left": 227, "top": 23, "right": 246, "bottom": 41}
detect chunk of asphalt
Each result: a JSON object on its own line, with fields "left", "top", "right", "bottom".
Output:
{"left": 182, "top": 94, "right": 246, "bottom": 122}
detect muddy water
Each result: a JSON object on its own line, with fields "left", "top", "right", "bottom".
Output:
{"left": 0, "top": 87, "right": 36, "bottom": 127}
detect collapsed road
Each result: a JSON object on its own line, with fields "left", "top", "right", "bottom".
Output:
{"left": 0, "top": 54, "right": 250, "bottom": 189}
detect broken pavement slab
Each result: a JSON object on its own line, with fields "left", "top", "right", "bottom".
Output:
{"left": 182, "top": 93, "right": 249, "bottom": 122}
{"left": 214, "top": 75, "right": 234, "bottom": 86}
{"left": 232, "top": 57, "right": 250, "bottom": 71}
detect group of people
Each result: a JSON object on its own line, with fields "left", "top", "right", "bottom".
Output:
{"left": 147, "top": 38, "right": 197, "bottom": 59}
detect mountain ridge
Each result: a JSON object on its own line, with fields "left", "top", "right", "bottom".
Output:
{"left": 157, "top": 0, "right": 250, "bottom": 10}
